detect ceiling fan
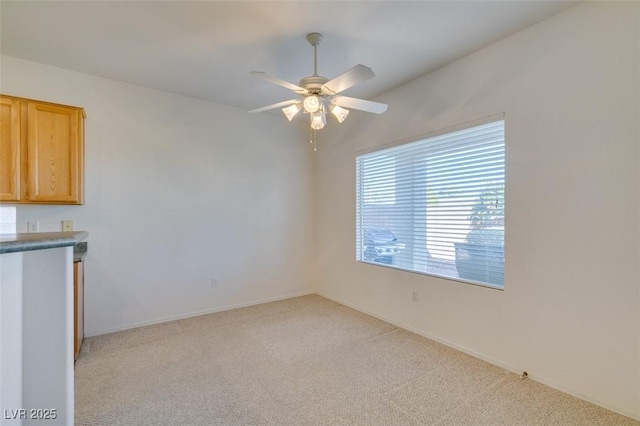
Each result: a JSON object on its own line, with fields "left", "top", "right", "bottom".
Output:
{"left": 249, "top": 32, "right": 388, "bottom": 150}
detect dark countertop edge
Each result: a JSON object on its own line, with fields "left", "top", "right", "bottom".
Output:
{"left": 0, "top": 231, "right": 89, "bottom": 254}
{"left": 74, "top": 241, "right": 88, "bottom": 262}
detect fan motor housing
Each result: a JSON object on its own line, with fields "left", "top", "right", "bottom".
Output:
{"left": 299, "top": 75, "right": 329, "bottom": 94}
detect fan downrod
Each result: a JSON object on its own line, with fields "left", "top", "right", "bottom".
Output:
{"left": 302, "top": 32, "right": 326, "bottom": 88}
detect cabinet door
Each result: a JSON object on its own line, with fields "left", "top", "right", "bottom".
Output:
{"left": 27, "top": 102, "right": 83, "bottom": 204}
{"left": 0, "top": 97, "right": 22, "bottom": 201}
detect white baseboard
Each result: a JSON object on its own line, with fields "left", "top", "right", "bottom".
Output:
{"left": 316, "top": 291, "right": 640, "bottom": 422}
{"left": 84, "top": 290, "right": 314, "bottom": 337}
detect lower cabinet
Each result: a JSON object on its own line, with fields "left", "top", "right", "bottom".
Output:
{"left": 74, "top": 260, "right": 84, "bottom": 361}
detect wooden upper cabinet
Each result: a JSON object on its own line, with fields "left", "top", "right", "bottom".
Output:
{"left": 27, "top": 102, "right": 84, "bottom": 204}
{"left": 0, "top": 95, "right": 85, "bottom": 205}
{"left": 0, "top": 97, "right": 21, "bottom": 201}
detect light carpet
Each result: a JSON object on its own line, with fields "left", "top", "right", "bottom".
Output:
{"left": 75, "top": 295, "right": 637, "bottom": 425}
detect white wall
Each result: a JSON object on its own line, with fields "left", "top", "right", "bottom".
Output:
{"left": 1, "top": 56, "right": 315, "bottom": 336}
{"left": 316, "top": 2, "right": 639, "bottom": 420}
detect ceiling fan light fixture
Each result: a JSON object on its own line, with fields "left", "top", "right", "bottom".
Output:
{"left": 250, "top": 33, "right": 388, "bottom": 150}
{"left": 303, "top": 95, "right": 321, "bottom": 113}
{"left": 331, "top": 104, "right": 350, "bottom": 123}
{"left": 310, "top": 111, "right": 326, "bottom": 130}
{"left": 282, "top": 103, "right": 301, "bottom": 121}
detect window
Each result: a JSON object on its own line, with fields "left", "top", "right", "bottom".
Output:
{"left": 356, "top": 119, "right": 505, "bottom": 288}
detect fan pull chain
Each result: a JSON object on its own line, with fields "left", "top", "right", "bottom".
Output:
{"left": 309, "top": 128, "right": 317, "bottom": 151}
{"left": 313, "top": 129, "right": 317, "bottom": 152}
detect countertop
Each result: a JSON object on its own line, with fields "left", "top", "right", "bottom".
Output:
{"left": 0, "top": 231, "right": 89, "bottom": 254}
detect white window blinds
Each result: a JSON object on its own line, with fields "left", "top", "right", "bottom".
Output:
{"left": 356, "top": 119, "right": 505, "bottom": 288}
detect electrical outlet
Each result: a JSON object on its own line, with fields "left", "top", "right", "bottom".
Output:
{"left": 62, "top": 220, "right": 74, "bottom": 232}
{"left": 412, "top": 291, "right": 419, "bottom": 302}
{"left": 27, "top": 221, "right": 39, "bottom": 233}
{"left": 211, "top": 278, "right": 218, "bottom": 288}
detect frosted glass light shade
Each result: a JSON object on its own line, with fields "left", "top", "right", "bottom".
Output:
{"left": 331, "top": 105, "right": 350, "bottom": 123}
{"left": 282, "top": 103, "right": 301, "bottom": 121}
{"left": 310, "top": 112, "right": 326, "bottom": 130}
{"left": 303, "top": 95, "right": 320, "bottom": 113}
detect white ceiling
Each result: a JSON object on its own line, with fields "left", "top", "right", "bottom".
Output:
{"left": 1, "top": 1, "right": 576, "bottom": 113}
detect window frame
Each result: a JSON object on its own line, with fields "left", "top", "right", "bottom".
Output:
{"left": 355, "top": 114, "right": 506, "bottom": 290}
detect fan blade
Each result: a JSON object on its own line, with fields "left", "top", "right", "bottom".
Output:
{"left": 249, "top": 99, "right": 300, "bottom": 114}
{"left": 332, "top": 96, "right": 388, "bottom": 114}
{"left": 321, "top": 64, "right": 375, "bottom": 95}
{"left": 250, "top": 72, "right": 307, "bottom": 94}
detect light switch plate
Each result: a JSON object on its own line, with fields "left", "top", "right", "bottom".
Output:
{"left": 62, "top": 220, "right": 74, "bottom": 232}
